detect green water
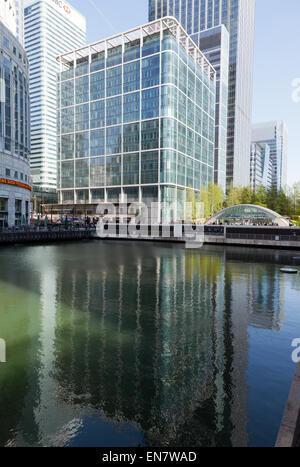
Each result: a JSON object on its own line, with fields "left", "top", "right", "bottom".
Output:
{"left": 0, "top": 241, "right": 299, "bottom": 447}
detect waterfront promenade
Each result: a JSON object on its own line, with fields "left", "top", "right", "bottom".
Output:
{"left": 0, "top": 227, "right": 93, "bottom": 245}
{"left": 0, "top": 225, "right": 300, "bottom": 249}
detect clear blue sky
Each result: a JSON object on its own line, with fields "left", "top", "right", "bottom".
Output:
{"left": 70, "top": 0, "right": 300, "bottom": 186}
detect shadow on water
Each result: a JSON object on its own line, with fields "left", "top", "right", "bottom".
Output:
{"left": 0, "top": 241, "right": 299, "bottom": 446}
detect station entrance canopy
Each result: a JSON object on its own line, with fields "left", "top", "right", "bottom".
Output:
{"left": 206, "top": 205, "right": 289, "bottom": 227}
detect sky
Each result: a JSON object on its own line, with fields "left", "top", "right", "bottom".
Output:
{"left": 70, "top": 0, "right": 300, "bottom": 186}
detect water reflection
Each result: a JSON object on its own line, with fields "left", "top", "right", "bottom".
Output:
{"left": 0, "top": 242, "right": 297, "bottom": 447}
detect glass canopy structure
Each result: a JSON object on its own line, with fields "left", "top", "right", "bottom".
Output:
{"left": 206, "top": 205, "right": 289, "bottom": 227}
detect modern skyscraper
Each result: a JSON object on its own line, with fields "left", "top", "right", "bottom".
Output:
{"left": 149, "top": 0, "right": 256, "bottom": 188}
{"left": 57, "top": 17, "right": 216, "bottom": 222}
{"left": 0, "top": 0, "right": 17, "bottom": 37}
{"left": 197, "top": 25, "right": 229, "bottom": 192}
{"left": 24, "top": 0, "right": 86, "bottom": 197}
{"left": 14, "top": 0, "right": 24, "bottom": 46}
{"left": 252, "top": 122, "right": 288, "bottom": 192}
{"left": 0, "top": 19, "right": 31, "bottom": 227}
{"left": 250, "top": 142, "right": 272, "bottom": 193}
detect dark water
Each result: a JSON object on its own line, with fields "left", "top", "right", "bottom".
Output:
{"left": 0, "top": 241, "right": 299, "bottom": 447}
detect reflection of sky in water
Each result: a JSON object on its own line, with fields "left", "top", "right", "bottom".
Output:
{"left": 0, "top": 242, "right": 299, "bottom": 447}
{"left": 54, "top": 412, "right": 145, "bottom": 447}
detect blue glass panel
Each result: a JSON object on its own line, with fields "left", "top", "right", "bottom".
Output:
{"left": 141, "top": 119, "right": 159, "bottom": 150}
{"left": 106, "top": 96, "right": 122, "bottom": 126}
{"left": 90, "top": 52, "right": 105, "bottom": 72}
{"left": 142, "top": 34, "right": 160, "bottom": 57}
{"left": 141, "top": 151, "right": 159, "bottom": 184}
{"left": 123, "top": 61, "right": 140, "bottom": 93}
{"left": 142, "top": 87, "right": 159, "bottom": 120}
{"left": 106, "top": 46, "right": 122, "bottom": 67}
{"left": 90, "top": 129, "right": 105, "bottom": 156}
{"left": 106, "top": 126, "right": 122, "bottom": 154}
{"left": 124, "top": 41, "right": 140, "bottom": 62}
{"left": 123, "top": 92, "right": 140, "bottom": 123}
{"left": 90, "top": 100, "right": 105, "bottom": 129}
{"left": 106, "top": 66, "right": 122, "bottom": 97}
{"left": 90, "top": 71, "right": 105, "bottom": 101}
{"left": 142, "top": 55, "right": 160, "bottom": 88}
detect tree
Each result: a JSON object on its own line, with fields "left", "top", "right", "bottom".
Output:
{"left": 200, "top": 185, "right": 210, "bottom": 218}
{"left": 277, "top": 189, "right": 291, "bottom": 216}
{"left": 226, "top": 183, "right": 242, "bottom": 207}
{"left": 252, "top": 185, "right": 267, "bottom": 207}
{"left": 241, "top": 186, "right": 253, "bottom": 205}
{"left": 266, "top": 185, "right": 279, "bottom": 212}
{"left": 186, "top": 187, "right": 196, "bottom": 222}
{"left": 207, "top": 183, "right": 224, "bottom": 215}
{"left": 290, "top": 182, "right": 300, "bottom": 215}
{"left": 188, "top": 181, "right": 300, "bottom": 220}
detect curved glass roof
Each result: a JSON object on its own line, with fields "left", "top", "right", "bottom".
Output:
{"left": 206, "top": 205, "right": 289, "bottom": 226}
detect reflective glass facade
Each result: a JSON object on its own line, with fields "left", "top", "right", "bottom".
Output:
{"left": 0, "top": 21, "right": 31, "bottom": 227}
{"left": 149, "top": 0, "right": 256, "bottom": 188}
{"left": 24, "top": 0, "right": 86, "bottom": 191}
{"left": 57, "top": 18, "right": 216, "bottom": 222}
{"left": 14, "top": 0, "right": 24, "bottom": 46}
{"left": 193, "top": 25, "right": 228, "bottom": 192}
{"left": 251, "top": 122, "right": 288, "bottom": 192}
{"left": 0, "top": 0, "right": 16, "bottom": 37}
{"left": 250, "top": 142, "right": 272, "bottom": 193}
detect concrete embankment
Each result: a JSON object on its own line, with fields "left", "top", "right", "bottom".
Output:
{"left": 276, "top": 362, "right": 300, "bottom": 447}
{"left": 95, "top": 225, "right": 300, "bottom": 250}
{"left": 0, "top": 229, "right": 93, "bottom": 245}
{"left": 0, "top": 225, "right": 300, "bottom": 250}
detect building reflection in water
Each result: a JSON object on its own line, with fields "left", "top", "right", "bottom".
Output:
{"left": 0, "top": 243, "right": 286, "bottom": 447}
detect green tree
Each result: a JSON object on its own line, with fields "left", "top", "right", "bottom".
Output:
{"left": 266, "top": 185, "right": 279, "bottom": 212}
{"left": 289, "top": 182, "right": 300, "bottom": 215}
{"left": 208, "top": 183, "right": 224, "bottom": 215}
{"left": 252, "top": 185, "right": 267, "bottom": 207}
{"left": 200, "top": 185, "right": 210, "bottom": 218}
{"left": 241, "top": 186, "right": 253, "bottom": 205}
{"left": 186, "top": 187, "right": 196, "bottom": 222}
{"left": 226, "top": 183, "right": 242, "bottom": 207}
{"left": 277, "top": 189, "right": 291, "bottom": 215}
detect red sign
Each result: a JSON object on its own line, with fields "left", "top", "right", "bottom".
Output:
{"left": 0, "top": 178, "right": 32, "bottom": 192}
{"left": 63, "top": 5, "right": 71, "bottom": 14}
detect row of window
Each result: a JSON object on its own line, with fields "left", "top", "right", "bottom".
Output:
{"left": 4, "top": 168, "right": 29, "bottom": 183}
{"left": 59, "top": 118, "right": 214, "bottom": 164}
{"left": 59, "top": 32, "right": 214, "bottom": 91}
{"left": 58, "top": 150, "right": 213, "bottom": 190}
{"left": 58, "top": 88, "right": 214, "bottom": 140}
{"left": 60, "top": 185, "right": 194, "bottom": 204}
{"left": 58, "top": 53, "right": 214, "bottom": 115}
{"left": 2, "top": 35, "right": 26, "bottom": 65}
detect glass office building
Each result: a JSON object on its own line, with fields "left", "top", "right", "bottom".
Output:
{"left": 14, "top": 0, "right": 24, "bottom": 46}
{"left": 0, "top": 0, "right": 17, "bottom": 37}
{"left": 196, "top": 25, "right": 228, "bottom": 192}
{"left": 0, "top": 20, "right": 31, "bottom": 227}
{"left": 149, "top": 0, "right": 256, "bottom": 188}
{"left": 250, "top": 142, "right": 272, "bottom": 193}
{"left": 252, "top": 122, "right": 288, "bottom": 192}
{"left": 57, "top": 17, "right": 216, "bottom": 222}
{"left": 24, "top": 0, "right": 86, "bottom": 195}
